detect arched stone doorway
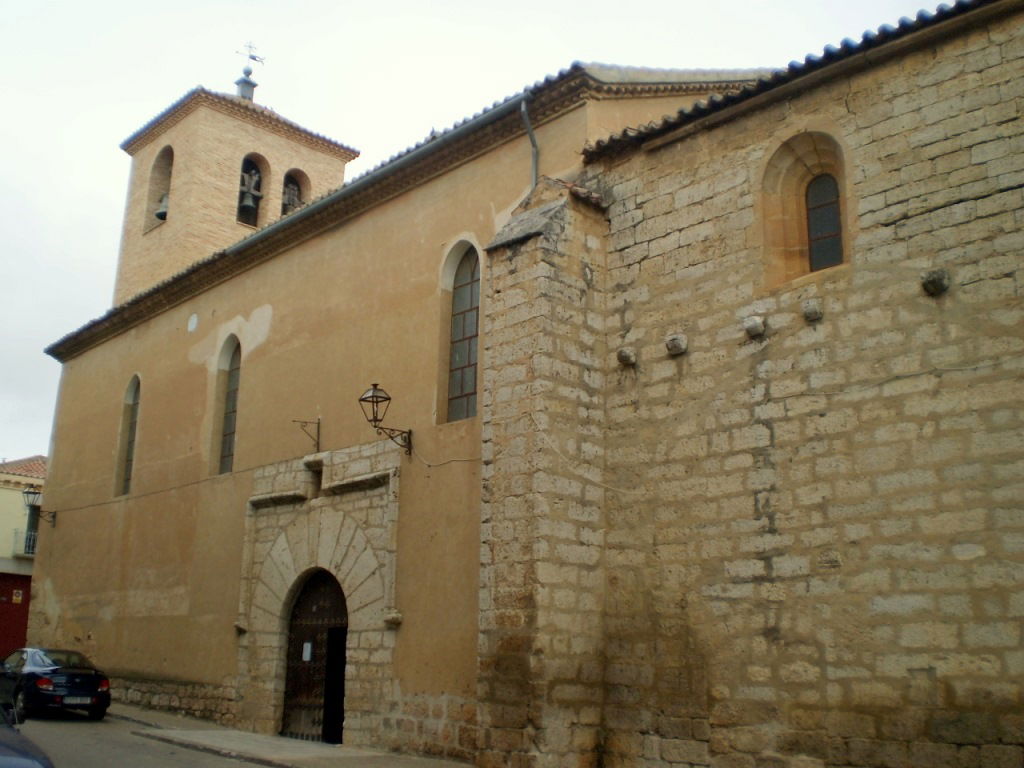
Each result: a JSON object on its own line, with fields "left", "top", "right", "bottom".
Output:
{"left": 240, "top": 441, "right": 400, "bottom": 743}
{"left": 281, "top": 569, "right": 348, "bottom": 743}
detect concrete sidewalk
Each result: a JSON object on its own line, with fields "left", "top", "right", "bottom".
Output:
{"left": 109, "top": 702, "right": 468, "bottom": 768}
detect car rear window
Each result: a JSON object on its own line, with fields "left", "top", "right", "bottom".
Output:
{"left": 36, "top": 650, "right": 93, "bottom": 668}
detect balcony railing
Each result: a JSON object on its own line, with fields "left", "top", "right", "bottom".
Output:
{"left": 12, "top": 529, "right": 36, "bottom": 557}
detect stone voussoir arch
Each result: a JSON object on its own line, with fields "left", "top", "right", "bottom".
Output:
{"left": 238, "top": 441, "right": 402, "bottom": 739}
{"left": 252, "top": 513, "right": 387, "bottom": 636}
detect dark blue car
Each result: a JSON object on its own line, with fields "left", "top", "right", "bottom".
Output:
{"left": 0, "top": 705, "right": 55, "bottom": 767}
{"left": 1, "top": 649, "right": 110, "bottom": 722}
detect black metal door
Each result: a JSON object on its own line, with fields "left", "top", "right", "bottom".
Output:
{"left": 281, "top": 570, "right": 348, "bottom": 743}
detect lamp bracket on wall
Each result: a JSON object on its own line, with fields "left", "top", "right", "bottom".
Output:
{"left": 293, "top": 418, "right": 321, "bottom": 453}
{"left": 374, "top": 425, "right": 413, "bottom": 455}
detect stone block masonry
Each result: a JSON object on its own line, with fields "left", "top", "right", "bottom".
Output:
{"left": 471, "top": 7, "right": 1024, "bottom": 768}
{"left": 480, "top": 184, "right": 611, "bottom": 768}
{"left": 568, "top": 8, "right": 1024, "bottom": 767}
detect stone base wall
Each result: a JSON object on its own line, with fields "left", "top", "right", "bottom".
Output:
{"left": 113, "top": 677, "right": 482, "bottom": 763}
{"left": 380, "top": 691, "right": 479, "bottom": 762}
{"left": 603, "top": 717, "right": 712, "bottom": 768}
{"left": 112, "top": 676, "right": 240, "bottom": 725}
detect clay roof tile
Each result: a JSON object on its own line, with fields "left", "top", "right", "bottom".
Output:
{"left": 583, "top": 0, "right": 1001, "bottom": 161}
{"left": 0, "top": 455, "right": 48, "bottom": 480}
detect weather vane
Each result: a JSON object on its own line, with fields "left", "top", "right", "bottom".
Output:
{"left": 236, "top": 42, "right": 266, "bottom": 69}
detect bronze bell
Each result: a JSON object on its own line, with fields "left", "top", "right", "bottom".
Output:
{"left": 239, "top": 192, "right": 258, "bottom": 213}
{"left": 155, "top": 194, "right": 168, "bottom": 221}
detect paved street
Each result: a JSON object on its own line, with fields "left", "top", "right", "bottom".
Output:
{"left": 20, "top": 711, "right": 263, "bottom": 767}
{"left": 17, "top": 703, "right": 468, "bottom": 768}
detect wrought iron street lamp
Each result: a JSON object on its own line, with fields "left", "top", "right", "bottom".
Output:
{"left": 358, "top": 383, "right": 412, "bottom": 455}
{"left": 23, "top": 486, "right": 56, "bottom": 526}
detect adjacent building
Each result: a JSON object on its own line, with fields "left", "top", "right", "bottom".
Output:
{"left": 1, "top": 455, "right": 46, "bottom": 655}
{"left": 33, "top": 1, "right": 1024, "bottom": 766}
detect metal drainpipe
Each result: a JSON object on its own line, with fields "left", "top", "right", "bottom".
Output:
{"left": 520, "top": 97, "right": 539, "bottom": 189}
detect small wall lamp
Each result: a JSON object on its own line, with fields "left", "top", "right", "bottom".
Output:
{"left": 358, "top": 383, "right": 412, "bottom": 455}
{"left": 23, "top": 487, "right": 56, "bottom": 527}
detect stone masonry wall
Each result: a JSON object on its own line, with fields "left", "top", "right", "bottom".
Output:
{"left": 479, "top": 186, "right": 611, "bottom": 768}
{"left": 579, "top": 8, "right": 1024, "bottom": 768}
{"left": 112, "top": 677, "right": 241, "bottom": 724}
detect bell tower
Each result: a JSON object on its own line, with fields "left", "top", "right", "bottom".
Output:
{"left": 112, "top": 69, "right": 358, "bottom": 305}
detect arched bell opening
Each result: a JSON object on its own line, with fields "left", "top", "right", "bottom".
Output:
{"left": 281, "top": 169, "right": 310, "bottom": 216}
{"left": 145, "top": 146, "right": 173, "bottom": 232}
{"left": 237, "top": 153, "right": 269, "bottom": 227}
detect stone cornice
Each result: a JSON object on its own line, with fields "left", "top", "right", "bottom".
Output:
{"left": 120, "top": 89, "right": 359, "bottom": 161}
{"left": 586, "top": 79, "right": 763, "bottom": 100}
{"left": 0, "top": 476, "right": 43, "bottom": 490}
{"left": 47, "top": 67, "right": 748, "bottom": 363}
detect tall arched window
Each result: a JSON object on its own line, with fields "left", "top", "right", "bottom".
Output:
{"left": 806, "top": 174, "right": 843, "bottom": 271}
{"left": 218, "top": 339, "right": 242, "bottom": 474}
{"left": 145, "top": 146, "right": 173, "bottom": 232}
{"left": 117, "top": 377, "right": 141, "bottom": 495}
{"left": 447, "top": 248, "right": 480, "bottom": 421}
{"left": 237, "top": 155, "right": 266, "bottom": 227}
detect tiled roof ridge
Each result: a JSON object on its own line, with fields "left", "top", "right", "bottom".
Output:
{"left": 583, "top": 0, "right": 1007, "bottom": 161}
{"left": 218, "top": 62, "right": 748, "bottom": 234}
{"left": 579, "top": 62, "right": 775, "bottom": 85}
{"left": 41, "top": 50, "right": 885, "bottom": 362}
{"left": 0, "top": 454, "right": 48, "bottom": 479}
{"left": 47, "top": 61, "right": 751, "bottom": 363}
{"left": 120, "top": 87, "right": 359, "bottom": 160}
{"left": 343, "top": 62, "right": 765, "bottom": 184}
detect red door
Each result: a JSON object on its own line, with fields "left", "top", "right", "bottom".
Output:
{"left": 0, "top": 573, "right": 31, "bottom": 656}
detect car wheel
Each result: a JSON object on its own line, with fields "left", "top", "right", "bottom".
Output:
{"left": 13, "top": 690, "right": 29, "bottom": 722}
{"left": 87, "top": 706, "right": 107, "bottom": 721}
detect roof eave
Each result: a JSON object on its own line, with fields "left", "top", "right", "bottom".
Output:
{"left": 45, "top": 65, "right": 767, "bottom": 363}
{"left": 584, "top": 0, "right": 1018, "bottom": 162}
{"left": 120, "top": 88, "right": 359, "bottom": 161}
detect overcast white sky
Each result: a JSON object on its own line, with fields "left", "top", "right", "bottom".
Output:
{"left": 1, "top": 0, "right": 942, "bottom": 462}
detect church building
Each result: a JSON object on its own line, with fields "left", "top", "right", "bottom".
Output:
{"left": 34, "top": 1, "right": 1024, "bottom": 766}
